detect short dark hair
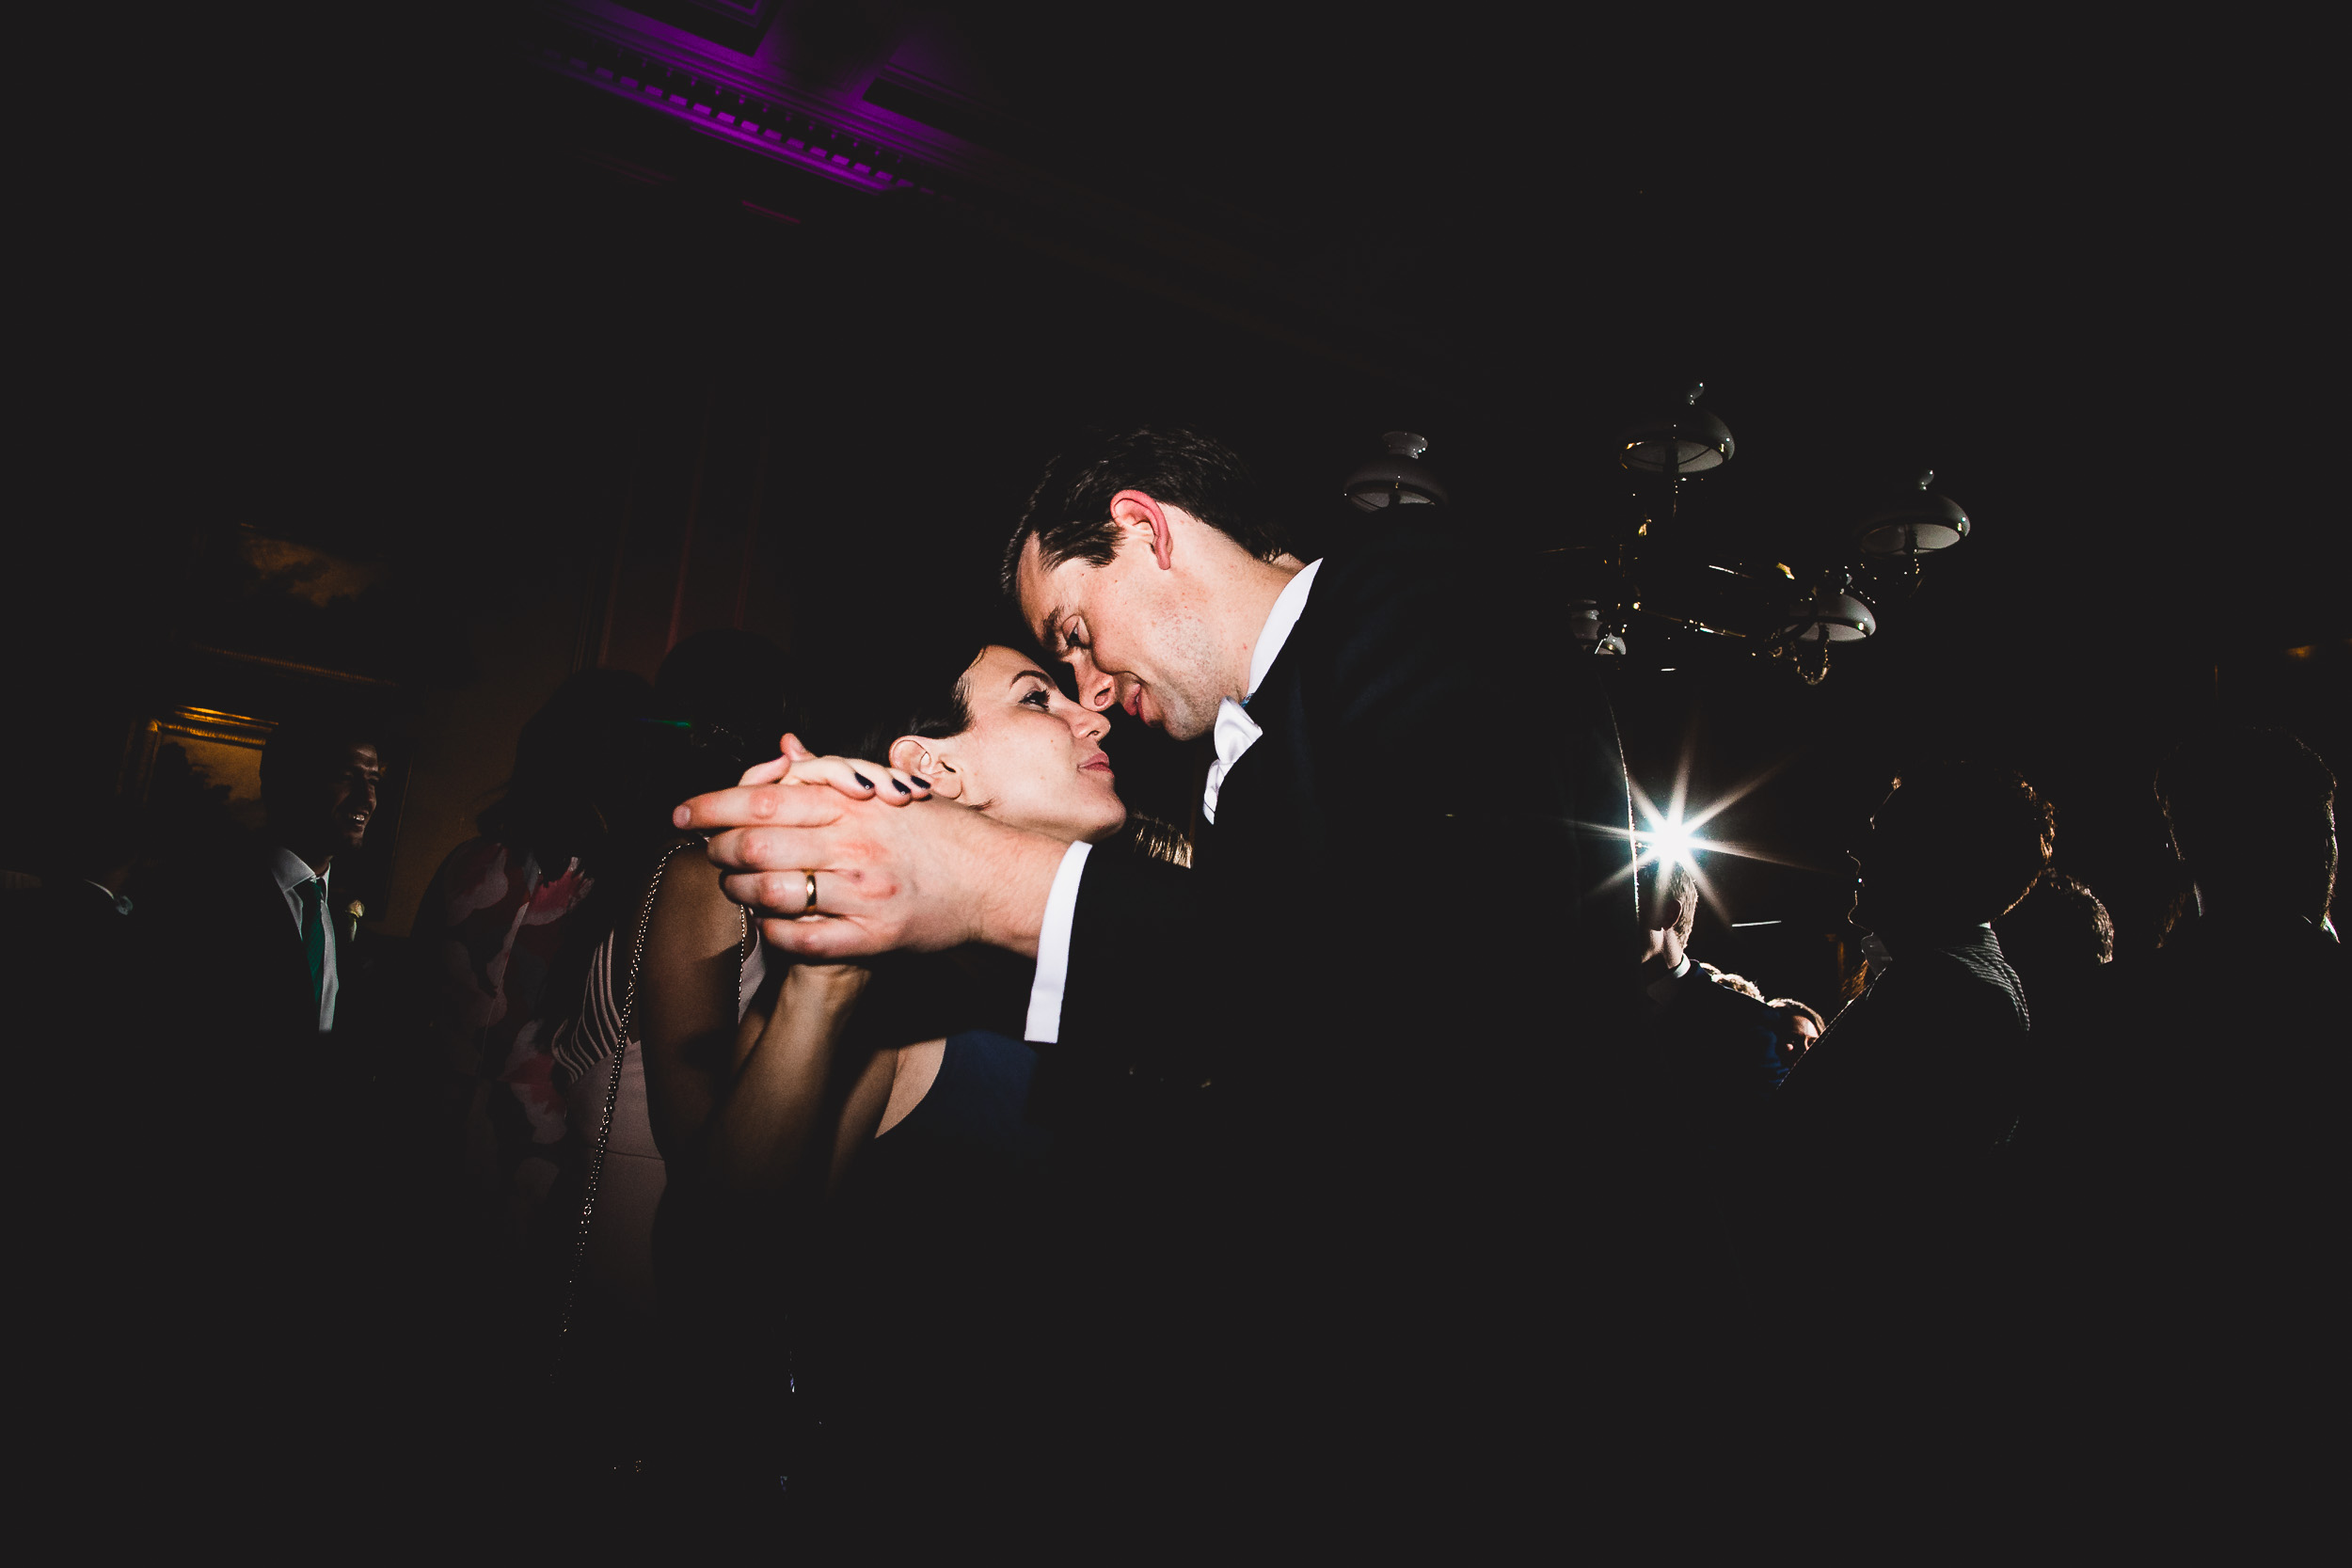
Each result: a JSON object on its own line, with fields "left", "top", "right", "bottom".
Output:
{"left": 1880, "top": 762, "right": 2056, "bottom": 924}
{"left": 999, "top": 426, "right": 1288, "bottom": 601}
{"left": 2159, "top": 725, "right": 2336, "bottom": 847}
{"left": 2157, "top": 724, "right": 2337, "bottom": 920}
{"left": 799, "top": 607, "right": 1035, "bottom": 766}
{"left": 1996, "top": 869, "right": 2115, "bottom": 976}
{"left": 479, "top": 668, "right": 656, "bottom": 872}
{"left": 260, "top": 718, "right": 379, "bottom": 812}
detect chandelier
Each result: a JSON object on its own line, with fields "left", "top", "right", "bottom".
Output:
{"left": 1337, "top": 391, "right": 1974, "bottom": 685}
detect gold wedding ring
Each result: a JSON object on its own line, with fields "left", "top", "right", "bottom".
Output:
{"left": 803, "top": 870, "right": 819, "bottom": 914}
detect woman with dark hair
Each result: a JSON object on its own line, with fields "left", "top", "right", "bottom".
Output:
{"left": 548, "top": 629, "right": 796, "bottom": 1362}
{"left": 619, "top": 621, "right": 1179, "bottom": 1531}
{"left": 418, "top": 666, "right": 655, "bottom": 1289}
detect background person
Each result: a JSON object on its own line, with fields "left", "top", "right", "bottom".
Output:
{"left": 1760, "top": 761, "right": 2048, "bottom": 1348}
{"left": 1765, "top": 997, "right": 1826, "bottom": 1063}
{"left": 412, "top": 667, "right": 656, "bottom": 1311}
{"left": 2011, "top": 730, "right": 2341, "bottom": 1356}
{"left": 1994, "top": 868, "right": 2113, "bottom": 1013}
{"left": 134, "top": 714, "right": 394, "bottom": 1505}
{"left": 527, "top": 629, "right": 798, "bottom": 1539}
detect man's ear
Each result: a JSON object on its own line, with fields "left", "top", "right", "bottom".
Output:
{"left": 888, "top": 736, "right": 964, "bottom": 800}
{"left": 1109, "top": 490, "right": 1176, "bottom": 571}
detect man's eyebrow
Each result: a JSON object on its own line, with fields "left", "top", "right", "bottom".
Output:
{"left": 1036, "top": 603, "right": 1070, "bottom": 652}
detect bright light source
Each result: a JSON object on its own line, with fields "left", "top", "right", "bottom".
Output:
{"left": 1642, "top": 819, "right": 1695, "bottom": 871}
{"left": 1592, "top": 747, "right": 1808, "bottom": 920}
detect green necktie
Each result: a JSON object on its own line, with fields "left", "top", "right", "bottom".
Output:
{"left": 298, "top": 877, "right": 326, "bottom": 1007}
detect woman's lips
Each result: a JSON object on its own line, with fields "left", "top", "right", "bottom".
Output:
{"left": 1080, "top": 754, "right": 1114, "bottom": 777}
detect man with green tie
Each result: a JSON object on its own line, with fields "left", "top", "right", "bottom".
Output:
{"left": 258, "top": 723, "right": 383, "bottom": 1034}
{"left": 128, "top": 716, "right": 393, "bottom": 1503}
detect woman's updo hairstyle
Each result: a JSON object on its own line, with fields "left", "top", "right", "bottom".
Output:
{"left": 797, "top": 605, "right": 1045, "bottom": 767}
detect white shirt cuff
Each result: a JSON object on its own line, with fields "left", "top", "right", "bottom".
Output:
{"left": 1023, "top": 840, "right": 1092, "bottom": 1044}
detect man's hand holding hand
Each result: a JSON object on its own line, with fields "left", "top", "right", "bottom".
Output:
{"left": 675, "top": 734, "right": 1065, "bottom": 958}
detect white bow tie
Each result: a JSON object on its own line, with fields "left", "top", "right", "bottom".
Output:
{"left": 1201, "top": 696, "right": 1263, "bottom": 825}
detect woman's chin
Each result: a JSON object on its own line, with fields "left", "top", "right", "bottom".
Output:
{"left": 990, "top": 796, "right": 1127, "bottom": 846}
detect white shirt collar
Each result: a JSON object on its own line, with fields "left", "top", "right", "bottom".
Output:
{"left": 270, "top": 847, "right": 327, "bottom": 894}
{"left": 1201, "top": 560, "right": 1322, "bottom": 827}
{"left": 1244, "top": 559, "right": 1321, "bottom": 705}
{"left": 1643, "top": 953, "right": 1693, "bottom": 1010}
{"left": 83, "top": 879, "right": 135, "bottom": 917}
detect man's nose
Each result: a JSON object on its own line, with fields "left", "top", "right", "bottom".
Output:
{"left": 1073, "top": 657, "right": 1116, "bottom": 711}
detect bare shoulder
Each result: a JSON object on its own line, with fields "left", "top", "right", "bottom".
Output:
{"left": 643, "top": 837, "right": 746, "bottom": 956}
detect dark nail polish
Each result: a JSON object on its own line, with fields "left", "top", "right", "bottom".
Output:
{"left": 892, "top": 779, "right": 912, "bottom": 794}
{"left": 909, "top": 775, "right": 931, "bottom": 788}
{"left": 852, "top": 772, "right": 873, "bottom": 788}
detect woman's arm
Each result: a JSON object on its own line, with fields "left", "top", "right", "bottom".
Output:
{"left": 635, "top": 840, "right": 756, "bottom": 1166}
{"left": 704, "top": 960, "right": 880, "bottom": 1199}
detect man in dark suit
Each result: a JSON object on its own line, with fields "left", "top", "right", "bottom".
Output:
{"left": 2003, "top": 728, "right": 2342, "bottom": 1459}
{"left": 1759, "top": 762, "right": 2046, "bottom": 1367}
{"left": 132, "top": 719, "right": 390, "bottom": 1510}
{"left": 682, "top": 427, "right": 1638, "bottom": 1518}
{"left": 1635, "top": 851, "right": 1790, "bottom": 1102}
{"left": 175, "top": 718, "right": 384, "bottom": 1223}
{"left": 230, "top": 721, "right": 381, "bottom": 1050}
{"left": 1613, "top": 847, "right": 1791, "bottom": 1319}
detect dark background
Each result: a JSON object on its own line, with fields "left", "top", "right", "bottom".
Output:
{"left": 12, "top": 4, "right": 2343, "bottom": 1001}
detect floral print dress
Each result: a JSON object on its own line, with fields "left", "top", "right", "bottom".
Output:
{"left": 423, "top": 838, "right": 596, "bottom": 1267}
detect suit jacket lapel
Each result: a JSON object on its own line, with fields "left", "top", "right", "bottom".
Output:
{"left": 1211, "top": 561, "right": 1330, "bottom": 858}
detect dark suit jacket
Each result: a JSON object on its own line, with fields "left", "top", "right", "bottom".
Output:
{"left": 1035, "top": 518, "right": 1638, "bottom": 1464}
{"left": 229, "top": 851, "right": 359, "bottom": 1051}
{"left": 2004, "top": 915, "right": 2344, "bottom": 1322}
{"left": 1059, "top": 518, "right": 1634, "bottom": 1105}
{"left": 137, "top": 841, "right": 375, "bottom": 1253}
{"left": 1645, "top": 965, "right": 1792, "bottom": 1102}
{"left": 1775, "top": 926, "right": 2031, "bottom": 1170}
{"left": 1759, "top": 925, "right": 2031, "bottom": 1330}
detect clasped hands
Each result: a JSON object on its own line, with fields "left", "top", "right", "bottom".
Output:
{"left": 673, "top": 735, "right": 1063, "bottom": 958}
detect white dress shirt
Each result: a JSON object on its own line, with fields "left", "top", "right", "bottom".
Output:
{"left": 1202, "top": 557, "right": 1321, "bottom": 826}
{"left": 1024, "top": 559, "right": 1323, "bottom": 1044}
{"left": 1642, "top": 953, "right": 1694, "bottom": 1015}
{"left": 270, "top": 846, "right": 339, "bottom": 1032}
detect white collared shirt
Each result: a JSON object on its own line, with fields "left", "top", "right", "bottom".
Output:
{"left": 1202, "top": 557, "right": 1321, "bottom": 826}
{"left": 1024, "top": 559, "right": 1324, "bottom": 1044}
{"left": 270, "top": 847, "right": 339, "bottom": 1032}
{"left": 1643, "top": 954, "right": 1694, "bottom": 1014}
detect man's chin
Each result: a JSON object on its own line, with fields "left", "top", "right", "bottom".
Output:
{"left": 1160, "top": 711, "right": 1213, "bottom": 743}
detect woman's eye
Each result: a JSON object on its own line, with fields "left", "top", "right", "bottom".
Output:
{"left": 1020, "top": 688, "right": 1052, "bottom": 708}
